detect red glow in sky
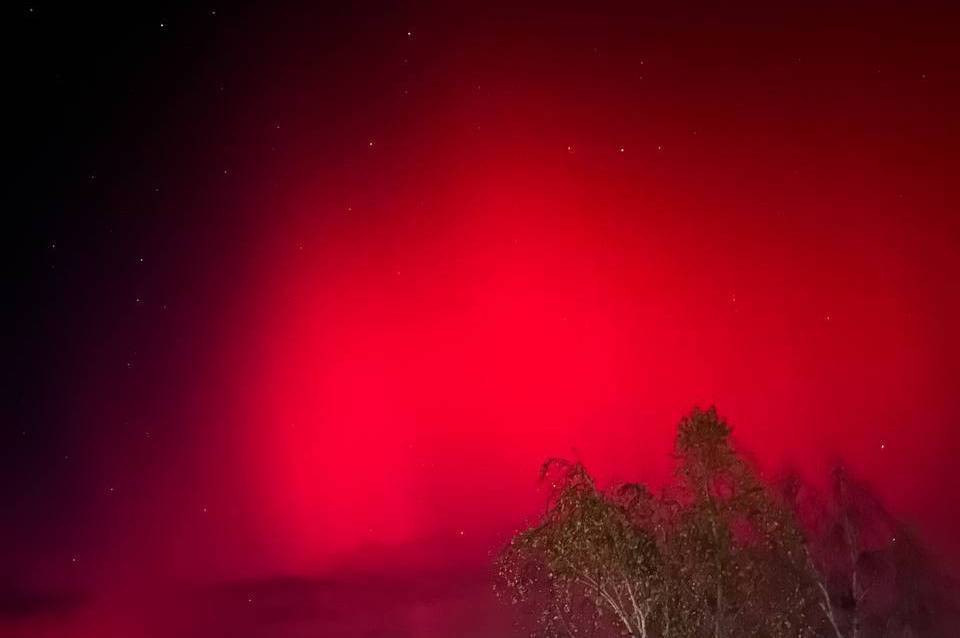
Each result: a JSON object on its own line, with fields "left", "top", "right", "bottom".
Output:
{"left": 5, "top": 3, "right": 960, "bottom": 637}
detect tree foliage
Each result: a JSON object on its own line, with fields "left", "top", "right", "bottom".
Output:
{"left": 496, "top": 407, "right": 957, "bottom": 638}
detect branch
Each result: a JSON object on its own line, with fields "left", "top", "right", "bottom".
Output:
{"left": 625, "top": 580, "right": 649, "bottom": 638}
{"left": 573, "top": 575, "right": 636, "bottom": 638}
{"left": 816, "top": 580, "right": 844, "bottom": 638}
{"left": 804, "top": 541, "right": 844, "bottom": 638}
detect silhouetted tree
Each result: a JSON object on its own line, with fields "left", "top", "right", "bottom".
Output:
{"left": 497, "top": 407, "right": 955, "bottom": 638}
{"left": 496, "top": 459, "right": 666, "bottom": 637}
{"left": 665, "top": 407, "right": 824, "bottom": 638}
{"left": 785, "top": 466, "right": 960, "bottom": 638}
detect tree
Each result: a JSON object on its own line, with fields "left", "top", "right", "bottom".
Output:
{"left": 496, "top": 459, "right": 666, "bottom": 638}
{"left": 785, "top": 466, "right": 960, "bottom": 638}
{"left": 665, "top": 407, "right": 825, "bottom": 638}
{"left": 496, "top": 407, "right": 861, "bottom": 638}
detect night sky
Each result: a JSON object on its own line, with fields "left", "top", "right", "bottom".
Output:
{"left": 4, "top": 2, "right": 960, "bottom": 636}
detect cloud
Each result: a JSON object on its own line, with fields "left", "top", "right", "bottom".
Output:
{"left": 0, "top": 586, "right": 86, "bottom": 620}
{"left": 191, "top": 560, "right": 505, "bottom": 637}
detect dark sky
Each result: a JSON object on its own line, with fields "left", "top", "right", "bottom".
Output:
{"left": 4, "top": 2, "right": 960, "bottom": 636}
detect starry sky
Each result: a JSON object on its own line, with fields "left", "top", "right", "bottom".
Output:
{"left": 4, "top": 2, "right": 960, "bottom": 637}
